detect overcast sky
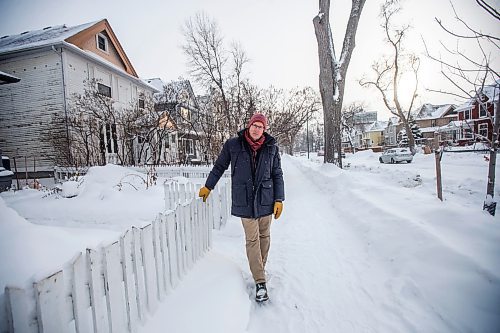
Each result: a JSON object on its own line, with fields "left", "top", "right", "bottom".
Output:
{"left": 1, "top": 0, "right": 498, "bottom": 120}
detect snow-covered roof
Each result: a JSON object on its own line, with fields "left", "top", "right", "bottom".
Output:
{"left": 146, "top": 78, "right": 198, "bottom": 108}
{"left": 415, "top": 103, "right": 455, "bottom": 120}
{"left": 454, "top": 100, "right": 474, "bottom": 113}
{"left": 480, "top": 79, "right": 500, "bottom": 102}
{"left": 366, "top": 121, "right": 388, "bottom": 132}
{"left": 0, "top": 21, "right": 98, "bottom": 54}
{"left": 454, "top": 80, "right": 499, "bottom": 112}
{"left": 144, "top": 78, "right": 165, "bottom": 93}
{"left": 0, "top": 21, "right": 157, "bottom": 92}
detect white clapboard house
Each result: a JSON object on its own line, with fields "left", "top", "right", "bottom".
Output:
{"left": 0, "top": 19, "right": 157, "bottom": 176}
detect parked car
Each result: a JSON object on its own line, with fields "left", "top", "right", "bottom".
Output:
{"left": 317, "top": 150, "right": 324, "bottom": 156}
{"left": 379, "top": 148, "right": 413, "bottom": 164}
{"left": 299, "top": 151, "right": 307, "bottom": 156}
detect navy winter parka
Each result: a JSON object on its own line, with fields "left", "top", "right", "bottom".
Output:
{"left": 205, "top": 129, "right": 285, "bottom": 219}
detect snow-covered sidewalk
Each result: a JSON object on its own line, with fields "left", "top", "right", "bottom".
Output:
{"left": 138, "top": 153, "right": 500, "bottom": 333}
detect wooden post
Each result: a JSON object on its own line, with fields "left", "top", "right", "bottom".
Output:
{"left": 13, "top": 157, "right": 20, "bottom": 190}
{"left": 434, "top": 132, "right": 443, "bottom": 201}
{"left": 24, "top": 155, "right": 28, "bottom": 186}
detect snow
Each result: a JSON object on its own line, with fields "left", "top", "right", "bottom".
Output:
{"left": 0, "top": 167, "right": 13, "bottom": 177}
{"left": 0, "top": 21, "right": 97, "bottom": 54}
{"left": 1, "top": 152, "right": 500, "bottom": 332}
{"left": 415, "top": 103, "right": 455, "bottom": 120}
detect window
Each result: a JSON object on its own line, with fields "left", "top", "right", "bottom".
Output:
{"left": 463, "top": 128, "right": 473, "bottom": 139}
{"left": 97, "top": 83, "right": 111, "bottom": 97}
{"left": 463, "top": 109, "right": 471, "bottom": 120}
{"left": 479, "top": 102, "right": 488, "bottom": 118}
{"left": 100, "top": 123, "right": 118, "bottom": 155}
{"left": 138, "top": 98, "right": 145, "bottom": 109}
{"left": 431, "top": 119, "right": 436, "bottom": 127}
{"left": 479, "top": 123, "right": 488, "bottom": 138}
{"left": 97, "top": 33, "right": 108, "bottom": 52}
{"left": 180, "top": 107, "right": 191, "bottom": 120}
{"left": 183, "top": 138, "right": 194, "bottom": 155}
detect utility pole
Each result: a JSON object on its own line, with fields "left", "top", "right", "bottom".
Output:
{"left": 306, "top": 116, "right": 310, "bottom": 159}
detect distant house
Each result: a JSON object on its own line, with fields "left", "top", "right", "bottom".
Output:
{"left": 0, "top": 19, "right": 157, "bottom": 175}
{"left": 384, "top": 116, "right": 399, "bottom": 147}
{"left": 453, "top": 81, "right": 499, "bottom": 145}
{"left": 342, "top": 111, "right": 380, "bottom": 151}
{"left": 413, "top": 103, "right": 457, "bottom": 144}
{"left": 145, "top": 78, "right": 203, "bottom": 164}
{"left": 362, "top": 121, "right": 388, "bottom": 148}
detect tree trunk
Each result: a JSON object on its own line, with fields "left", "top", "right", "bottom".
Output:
{"left": 484, "top": 97, "right": 500, "bottom": 216}
{"left": 313, "top": 1, "right": 336, "bottom": 164}
{"left": 314, "top": 0, "right": 366, "bottom": 167}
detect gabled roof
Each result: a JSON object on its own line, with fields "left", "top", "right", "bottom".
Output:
{"left": 145, "top": 78, "right": 199, "bottom": 109}
{"left": 414, "top": 103, "right": 456, "bottom": 120}
{"left": 366, "top": 121, "right": 388, "bottom": 132}
{"left": 455, "top": 80, "right": 500, "bottom": 112}
{"left": 0, "top": 19, "right": 138, "bottom": 77}
{"left": 0, "top": 21, "right": 97, "bottom": 54}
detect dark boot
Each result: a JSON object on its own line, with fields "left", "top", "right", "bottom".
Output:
{"left": 255, "top": 282, "right": 269, "bottom": 302}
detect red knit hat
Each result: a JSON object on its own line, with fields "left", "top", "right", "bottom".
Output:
{"left": 248, "top": 113, "right": 268, "bottom": 129}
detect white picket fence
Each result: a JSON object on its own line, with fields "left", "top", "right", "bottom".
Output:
{"left": 53, "top": 165, "right": 230, "bottom": 183}
{"left": 3, "top": 179, "right": 231, "bottom": 333}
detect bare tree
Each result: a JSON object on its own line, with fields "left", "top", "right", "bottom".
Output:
{"left": 265, "top": 87, "right": 321, "bottom": 154}
{"left": 341, "top": 101, "right": 366, "bottom": 152}
{"left": 313, "top": 0, "right": 366, "bottom": 167}
{"left": 182, "top": 12, "right": 250, "bottom": 137}
{"left": 360, "top": 0, "right": 420, "bottom": 155}
{"left": 425, "top": 0, "right": 499, "bottom": 215}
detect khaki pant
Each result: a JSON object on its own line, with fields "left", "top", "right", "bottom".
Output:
{"left": 241, "top": 215, "right": 273, "bottom": 284}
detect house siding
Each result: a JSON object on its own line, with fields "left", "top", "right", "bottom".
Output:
{"left": 0, "top": 49, "right": 65, "bottom": 172}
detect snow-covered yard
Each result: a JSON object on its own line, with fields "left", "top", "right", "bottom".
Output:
{"left": 1, "top": 151, "right": 499, "bottom": 332}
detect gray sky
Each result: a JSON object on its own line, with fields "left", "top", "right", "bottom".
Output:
{"left": 1, "top": 0, "right": 498, "bottom": 120}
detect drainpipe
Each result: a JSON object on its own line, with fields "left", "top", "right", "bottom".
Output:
{"left": 52, "top": 45, "right": 71, "bottom": 166}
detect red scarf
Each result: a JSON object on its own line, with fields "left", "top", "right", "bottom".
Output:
{"left": 244, "top": 129, "right": 265, "bottom": 152}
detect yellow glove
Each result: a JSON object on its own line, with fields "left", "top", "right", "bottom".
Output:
{"left": 273, "top": 201, "right": 283, "bottom": 219}
{"left": 198, "top": 186, "right": 211, "bottom": 202}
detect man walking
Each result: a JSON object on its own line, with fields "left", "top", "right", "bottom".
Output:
{"left": 198, "top": 113, "right": 285, "bottom": 302}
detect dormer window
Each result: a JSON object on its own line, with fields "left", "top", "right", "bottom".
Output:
{"left": 96, "top": 33, "right": 108, "bottom": 52}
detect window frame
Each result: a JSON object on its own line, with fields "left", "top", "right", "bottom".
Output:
{"left": 463, "top": 109, "right": 471, "bottom": 120}
{"left": 478, "top": 123, "right": 488, "bottom": 138}
{"left": 97, "top": 82, "right": 112, "bottom": 98}
{"left": 138, "top": 98, "right": 145, "bottom": 109}
{"left": 479, "top": 102, "right": 489, "bottom": 118}
{"left": 96, "top": 33, "right": 109, "bottom": 53}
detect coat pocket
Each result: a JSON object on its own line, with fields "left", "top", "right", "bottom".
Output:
{"left": 232, "top": 184, "right": 247, "bottom": 207}
{"left": 260, "top": 180, "right": 274, "bottom": 206}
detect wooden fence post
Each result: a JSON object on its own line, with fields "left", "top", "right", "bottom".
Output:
{"left": 434, "top": 132, "right": 443, "bottom": 201}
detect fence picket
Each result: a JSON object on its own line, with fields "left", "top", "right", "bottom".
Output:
{"left": 86, "top": 249, "right": 109, "bottom": 333}
{"left": 34, "top": 270, "right": 66, "bottom": 333}
{"left": 120, "top": 230, "right": 138, "bottom": 333}
{"left": 165, "top": 213, "right": 179, "bottom": 287}
{"left": 5, "top": 286, "right": 38, "bottom": 333}
{"left": 158, "top": 214, "right": 172, "bottom": 294}
{"left": 103, "top": 241, "right": 128, "bottom": 333}
{"left": 70, "top": 253, "right": 93, "bottom": 333}
{"left": 131, "top": 227, "right": 146, "bottom": 323}
{"left": 152, "top": 216, "right": 166, "bottom": 299}
{"left": 140, "top": 225, "right": 158, "bottom": 313}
